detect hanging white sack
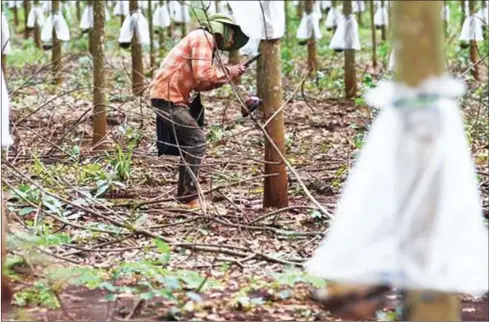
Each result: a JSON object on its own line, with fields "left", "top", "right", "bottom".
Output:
{"left": 118, "top": 10, "right": 150, "bottom": 48}
{"left": 387, "top": 49, "right": 395, "bottom": 71}
{"left": 228, "top": 1, "right": 285, "bottom": 40}
{"left": 8, "top": 1, "right": 22, "bottom": 9}
{"left": 138, "top": 0, "right": 148, "bottom": 11}
{"left": 1, "top": 12, "right": 11, "bottom": 55}
{"left": 460, "top": 14, "right": 484, "bottom": 42}
{"left": 476, "top": 7, "right": 489, "bottom": 26}
{"left": 113, "top": 0, "right": 129, "bottom": 16}
{"left": 217, "top": 0, "right": 231, "bottom": 15}
{"left": 312, "top": 1, "right": 322, "bottom": 20}
{"left": 170, "top": 0, "right": 191, "bottom": 24}
{"left": 297, "top": 13, "right": 322, "bottom": 41}
{"left": 80, "top": 5, "right": 93, "bottom": 33}
{"left": 374, "top": 6, "right": 388, "bottom": 28}
{"left": 1, "top": 70, "right": 13, "bottom": 148}
{"left": 27, "top": 4, "right": 45, "bottom": 29}
{"left": 329, "top": 14, "right": 361, "bottom": 51}
{"left": 41, "top": 13, "right": 70, "bottom": 43}
{"left": 153, "top": 3, "right": 171, "bottom": 28}
{"left": 42, "top": 0, "right": 51, "bottom": 13}
{"left": 325, "top": 7, "right": 341, "bottom": 30}
{"left": 352, "top": 0, "right": 366, "bottom": 13}
{"left": 292, "top": 1, "right": 299, "bottom": 6}
{"left": 321, "top": 1, "right": 332, "bottom": 10}
{"left": 240, "top": 38, "right": 260, "bottom": 56}
{"left": 306, "top": 75, "right": 488, "bottom": 296}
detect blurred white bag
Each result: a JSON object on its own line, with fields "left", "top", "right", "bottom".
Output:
{"left": 442, "top": 5, "right": 450, "bottom": 22}
{"left": 7, "top": 1, "right": 22, "bottom": 9}
{"left": 228, "top": 1, "right": 285, "bottom": 40}
{"left": 352, "top": 0, "right": 366, "bottom": 13}
{"left": 325, "top": 7, "right": 341, "bottom": 29}
{"left": 118, "top": 10, "right": 150, "bottom": 46}
{"left": 41, "top": 13, "right": 70, "bottom": 42}
{"left": 80, "top": 5, "right": 93, "bottom": 32}
{"left": 460, "top": 14, "right": 484, "bottom": 41}
{"left": 297, "top": 13, "right": 322, "bottom": 40}
{"left": 1, "top": 12, "right": 11, "bottom": 54}
{"left": 321, "top": 1, "right": 332, "bottom": 10}
{"left": 170, "top": 0, "right": 191, "bottom": 24}
{"left": 1, "top": 70, "right": 13, "bottom": 148}
{"left": 240, "top": 38, "right": 260, "bottom": 56}
{"left": 113, "top": 0, "right": 129, "bottom": 16}
{"left": 138, "top": 0, "right": 148, "bottom": 10}
{"left": 306, "top": 75, "right": 488, "bottom": 296}
{"left": 476, "top": 7, "right": 489, "bottom": 25}
{"left": 153, "top": 3, "right": 171, "bottom": 28}
{"left": 27, "top": 4, "right": 45, "bottom": 28}
{"left": 388, "top": 49, "right": 395, "bottom": 71}
{"left": 329, "top": 14, "right": 361, "bottom": 50}
{"left": 374, "top": 6, "right": 388, "bottom": 27}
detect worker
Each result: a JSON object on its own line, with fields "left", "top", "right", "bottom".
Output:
{"left": 150, "top": 13, "right": 249, "bottom": 208}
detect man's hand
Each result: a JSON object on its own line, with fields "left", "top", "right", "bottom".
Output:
{"left": 228, "top": 64, "right": 248, "bottom": 79}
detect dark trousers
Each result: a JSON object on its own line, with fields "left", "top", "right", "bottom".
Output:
{"left": 153, "top": 99, "right": 206, "bottom": 203}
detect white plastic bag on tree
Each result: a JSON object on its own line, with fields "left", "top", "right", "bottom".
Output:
{"left": 228, "top": 1, "right": 285, "bottom": 40}
{"left": 325, "top": 6, "right": 341, "bottom": 29}
{"left": 170, "top": 0, "right": 191, "bottom": 24}
{"left": 297, "top": 13, "right": 322, "bottom": 40}
{"left": 460, "top": 14, "right": 484, "bottom": 41}
{"left": 138, "top": 0, "right": 148, "bottom": 10}
{"left": 306, "top": 76, "right": 489, "bottom": 296}
{"left": 388, "top": 49, "right": 395, "bottom": 71}
{"left": 27, "top": 4, "right": 45, "bottom": 28}
{"left": 352, "top": 0, "right": 365, "bottom": 13}
{"left": 153, "top": 3, "right": 171, "bottom": 28}
{"left": 7, "top": 1, "right": 22, "bottom": 9}
{"left": 1, "top": 12, "right": 11, "bottom": 54}
{"left": 118, "top": 10, "right": 150, "bottom": 47}
{"left": 476, "top": 7, "right": 489, "bottom": 25}
{"left": 442, "top": 5, "right": 450, "bottom": 22}
{"left": 41, "top": 13, "right": 70, "bottom": 42}
{"left": 374, "top": 6, "right": 388, "bottom": 27}
{"left": 312, "top": 1, "right": 322, "bottom": 20}
{"left": 113, "top": 0, "right": 129, "bottom": 16}
{"left": 1, "top": 70, "right": 13, "bottom": 148}
{"left": 321, "top": 1, "right": 332, "bottom": 10}
{"left": 329, "top": 14, "right": 361, "bottom": 50}
{"left": 80, "top": 5, "right": 93, "bottom": 32}
{"left": 218, "top": 1, "right": 231, "bottom": 15}
{"left": 42, "top": 0, "right": 51, "bottom": 13}
{"left": 240, "top": 38, "right": 260, "bottom": 56}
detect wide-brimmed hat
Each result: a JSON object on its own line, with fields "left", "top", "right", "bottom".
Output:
{"left": 201, "top": 13, "right": 249, "bottom": 51}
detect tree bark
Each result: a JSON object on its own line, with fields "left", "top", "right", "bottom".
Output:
{"left": 76, "top": 0, "right": 81, "bottom": 22}
{"left": 148, "top": 0, "right": 155, "bottom": 77}
{"left": 228, "top": 50, "right": 241, "bottom": 84}
{"left": 469, "top": 0, "right": 480, "bottom": 81}
{"left": 460, "top": 0, "right": 466, "bottom": 29}
{"left": 305, "top": 0, "right": 317, "bottom": 77}
{"left": 394, "top": 2, "right": 459, "bottom": 318}
{"left": 380, "top": 0, "right": 387, "bottom": 41}
{"left": 158, "top": 0, "right": 165, "bottom": 56}
{"left": 32, "top": 0, "right": 41, "bottom": 49}
{"left": 258, "top": 40, "right": 289, "bottom": 208}
{"left": 52, "top": 0, "right": 63, "bottom": 85}
{"left": 370, "top": 0, "right": 377, "bottom": 68}
{"left": 343, "top": 0, "right": 357, "bottom": 98}
{"left": 130, "top": 0, "right": 145, "bottom": 96}
{"left": 92, "top": 0, "right": 107, "bottom": 149}
{"left": 12, "top": 7, "right": 19, "bottom": 27}
{"left": 23, "top": 0, "right": 30, "bottom": 39}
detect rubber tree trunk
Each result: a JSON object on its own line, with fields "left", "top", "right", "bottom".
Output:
{"left": 469, "top": 0, "right": 480, "bottom": 81}
{"left": 76, "top": 0, "right": 81, "bottom": 22}
{"left": 12, "top": 6, "right": 19, "bottom": 27}
{"left": 158, "top": 0, "right": 165, "bottom": 55}
{"left": 257, "top": 40, "right": 289, "bottom": 209}
{"left": 33, "top": 0, "right": 41, "bottom": 49}
{"left": 284, "top": 0, "right": 289, "bottom": 46}
{"left": 23, "top": 0, "right": 30, "bottom": 39}
{"left": 370, "top": 0, "right": 377, "bottom": 68}
{"left": 343, "top": 0, "right": 357, "bottom": 98}
{"left": 356, "top": 1, "right": 363, "bottom": 26}
{"left": 92, "top": 0, "right": 107, "bottom": 149}
{"left": 228, "top": 50, "right": 241, "bottom": 84}
{"left": 52, "top": 0, "right": 63, "bottom": 85}
{"left": 393, "top": 2, "right": 459, "bottom": 318}
{"left": 296, "top": 0, "right": 303, "bottom": 19}
{"left": 87, "top": 2, "right": 94, "bottom": 56}
{"left": 1, "top": 196, "right": 12, "bottom": 314}
{"left": 148, "top": 0, "right": 155, "bottom": 77}
{"left": 167, "top": 0, "right": 173, "bottom": 37}
{"left": 305, "top": 0, "right": 318, "bottom": 77}
{"left": 380, "top": 0, "right": 387, "bottom": 41}
{"left": 460, "top": 0, "right": 466, "bottom": 29}
{"left": 129, "top": 0, "right": 144, "bottom": 96}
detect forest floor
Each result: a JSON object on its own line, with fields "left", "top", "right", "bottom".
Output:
{"left": 2, "top": 4, "right": 489, "bottom": 321}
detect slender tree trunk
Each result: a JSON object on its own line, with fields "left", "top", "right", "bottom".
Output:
{"left": 380, "top": 0, "right": 387, "bottom": 41}
{"left": 12, "top": 7, "right": 19, "bottom": 27}
{"left": 460, "top": 0, "right": 466, "bottom": 28}
{"left": 130, "top": 0, "right": 144, "bottom": 96}
{"left": 76, "top": 0, "right": 81, "bottom": 22}
{"left": 87, "top": 2, "right": 94, "bottom": 56}
{"left": 297, "top": 0, "right": 303, "bottom": 19}
{"left": 370, "top": 0, "right": 377, "bottom": 68}
{"left": 356, "top": 1, "right": 363, "bottom": 26}
{"left": 468, "top": 0, "right": 480, "bottom": 81}
{"left": 148, "top": 0, "right": 155, "bottom": 77}
{"left": 158, "top": 0, "right": 165, "bottom": 55}
{"left": 305, "top": 0, "right": 317, "bottom": 77}
{"left": 92, "top": 0, "right": 107, "bottom": 149}
{"left": 2, "top": 195, "right": 12, "bottom": 314}
{"left": 284, "top": 0, "right": 289, "bottom": 46}
{"left": 52, "top": 0, "right": 63, "bottom": 85}
{"left": 344, "top": 0, "right": 357, "bottom": 98}
{"left": 258, "top": 40, "right": 289, "bottom": 208}
{"left": 33, "top": 0, "right": 41, "bottom": 49}
{"left": 394, "top": 3, "right": 460, "bottom": 319}
{"left": 228, "top": 50, "right": 241, "bottom": 84}
{"left": 23, "top": 0, "right": 30, "bottom": 39}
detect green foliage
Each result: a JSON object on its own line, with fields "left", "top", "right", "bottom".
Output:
{"left": 14, "top": 281, "right": 60, "bottom": 309}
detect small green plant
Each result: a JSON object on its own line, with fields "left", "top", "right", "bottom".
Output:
{"left": 106, "top": 145, "right": 133, "bottom": 182}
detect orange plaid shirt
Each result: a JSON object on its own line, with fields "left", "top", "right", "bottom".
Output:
{"left": 150, "top": 29, "right": 229, "bottom": 107}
